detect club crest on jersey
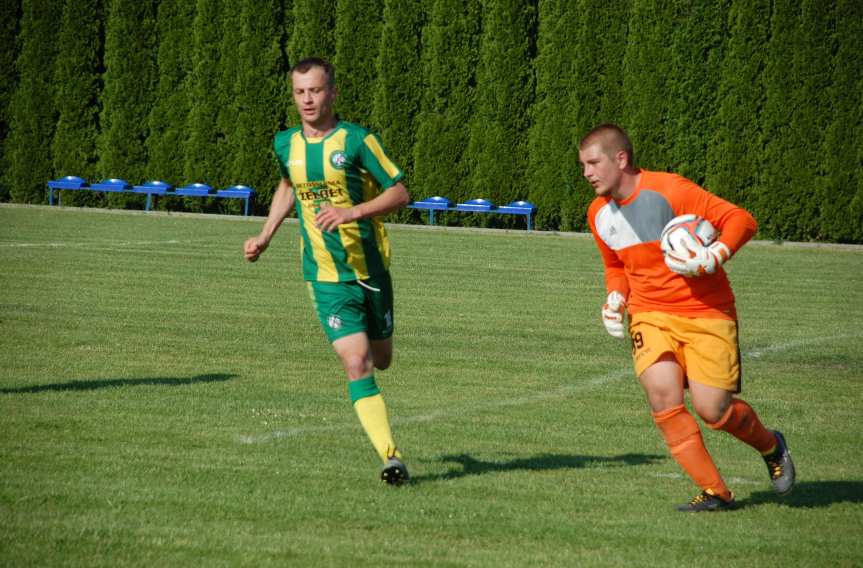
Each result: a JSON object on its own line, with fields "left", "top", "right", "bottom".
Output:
{"left": 329, "top": 150, "right": 347, "bottom": 170}
{"left": 327, "top": 314, "right": 342, "bottom": 330}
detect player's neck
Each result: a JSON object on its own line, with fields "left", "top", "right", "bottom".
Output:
{"left": 302, "top": 116, "right": 338, "bottom": 139}
{"left": 611, "top": 170, "right": 640, "bottom": 201}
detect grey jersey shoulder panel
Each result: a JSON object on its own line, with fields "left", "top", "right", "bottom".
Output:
{"left": 619, "top": 189, "right": 676, "bottom": 243}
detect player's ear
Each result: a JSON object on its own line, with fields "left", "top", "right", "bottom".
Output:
{"left": 615, "top": 149, "right": 628, "bottom": 170}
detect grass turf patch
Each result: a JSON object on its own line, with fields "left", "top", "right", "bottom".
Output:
{"left": 1, "top": 206, "right": 862, "bottom": 566}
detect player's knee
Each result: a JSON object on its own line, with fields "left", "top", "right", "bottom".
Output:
{"left": 648, "top": 393, "right": 681, "bottom": 413}
{"left": 643, "top": 381, "right": 683, "bottom": 413}
{"left": 341, "top": 353, "right": 372, "bottom": 380}
{"left": 692, "top": 399, "right": 728, "bottom": 424}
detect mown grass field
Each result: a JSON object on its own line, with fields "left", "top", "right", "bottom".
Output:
{"left": 1, "top": 205, "right": 862, "bottom": 567}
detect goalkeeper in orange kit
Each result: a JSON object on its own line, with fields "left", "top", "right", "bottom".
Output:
{"left": 579, "top": 123, "right": 795, "bottom": 512}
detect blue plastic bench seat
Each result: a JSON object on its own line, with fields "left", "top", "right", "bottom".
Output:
{"left": 410, "top": 196, "right": 451, "bottom": 210}
{"left": 408, "top": 196, "right": 536, "bottom": 230}
{"left": 215, "top": 185, "right": 256, "bottom": 216}
{"left": 497, "top": 200, "right": 537, "bottom": 230}
{"left": 407, "top": 196, "right": 452, "bottom": 224}
{"left": 454, "top": 198, "right": 494, "bottom": 212}
{"left": 47, "top": 177, "right": 255, "bottom": 216}
{"left": 132, "top": 180, "right": 173, "bottom": 195}
{"left": 498, "top": 200, "right": 536, "bottom": 215}
{"left": 47, "top": 176, "right": 88, "bottom": 205}
{"left": 132, "top": 180, "right": 173, "bottom": 211}
{"left": 175, "top": 183, "right": 213, "bottom": 197}
{"left": 215, "top": 185, "right": 253, "bottom": 198}
{"left": 48, "top": 175, "right": 87, "bottom": 190}
{"left": 90, "top": 178, "right": 131, "bottom": 192}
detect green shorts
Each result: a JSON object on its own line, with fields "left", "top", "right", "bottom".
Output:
{"left": 307, "top": 272, "right": 394, "bottom": 343}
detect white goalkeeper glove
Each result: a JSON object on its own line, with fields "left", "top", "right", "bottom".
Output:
{"left": 665, "top": 241, "right": 731, "bottom": 278}
{"left": 601, "top": 291, "right": 627, "bottom": 339}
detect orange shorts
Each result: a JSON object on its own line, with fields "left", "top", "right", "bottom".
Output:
{"left": 629, "top": 311, "right": 741, "bottom": 393}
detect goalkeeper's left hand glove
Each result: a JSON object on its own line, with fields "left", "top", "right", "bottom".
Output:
{"left": 665, "top": 241, "right": 732, "bottom": 277}
{"left": 601, "top": 291, "right": 627, "bottom": 339}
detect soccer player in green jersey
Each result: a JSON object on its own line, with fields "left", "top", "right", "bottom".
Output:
{"left": 244, "top": 57, "right": 411, "bottom": 485}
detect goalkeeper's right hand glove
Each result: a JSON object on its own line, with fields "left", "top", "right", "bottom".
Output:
{"left": 665, "top": 241, "right": 731, "bottom": 277}
{"left": 601, "top": 291, "right": 627, "bottom": 339}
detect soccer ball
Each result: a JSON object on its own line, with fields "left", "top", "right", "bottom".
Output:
{"left": 660, "top": 214, "right": 716, "bottom": 257}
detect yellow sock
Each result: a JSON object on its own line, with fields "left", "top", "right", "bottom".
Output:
{"left": 353, "top": 394, "right": 400, "bottom": 463}
{"left": 349, "top": 376, "right": 400, "bottom": 463}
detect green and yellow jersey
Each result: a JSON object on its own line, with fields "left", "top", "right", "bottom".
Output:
{"left": 274, "top": 121, "right": 403, "bottom": 282}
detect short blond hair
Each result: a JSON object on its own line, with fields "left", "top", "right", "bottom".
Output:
{"left": 579, "top": 123, "right": 635, "bottom": 168}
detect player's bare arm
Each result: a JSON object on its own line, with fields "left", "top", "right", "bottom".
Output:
{"left": 244, "top": 177, "right": 295, "bottom": 262}
{"left": 315, "top": 181, "right": 410, "bottom": 232}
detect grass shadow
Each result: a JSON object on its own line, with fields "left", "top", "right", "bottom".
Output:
{"left": 739, "top": 480, "right": 863, "bottom": 509}
{"left": 411, "top": 452, "right": 665, "bottom": 484}
{"left": 0, "top": 373, "right": 236, "bottom": 394}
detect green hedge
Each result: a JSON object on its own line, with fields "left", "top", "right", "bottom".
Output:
{"left": 705, "top": 0, "right": 770, "bottom": 209}
{"left": 147, "top": 0, "right": 193, "bottom": 204}
{"left": 2, "top": 1, "right": 860, "bottom": 242}
{"left": 51, "top": 0, "right": 101, "bottom": 209}
{"left": 0, "top": 0, "right": 21, "bottom": 202}
{"left": 183, "top": 0, "right": 223, "bottom": 212}
{"left": 5, "top": 0, "right": 59, "bottom": 204}
{"left": 229, "top": 0, "right": 286, "bottom": 212}
{"left": 820, "top": 0, "right": 863, "bottom": 242}
{"left": 334, "top": 0, "right": 382, "bottom": 125}
{"left": 412, "top": 0, "right": 480, "bottom": 216}
{"left": 461, "top": 0, "right": 534, "bottom": 229}
{"left": 288, "top": 0, "right": 336, "bottom": 64}
{"left": 97, "top": 0, "right": 156, "bottom": 210}
{"left": 372, "top": 0, "right": 424, "bottom": 224}
{"left": 527, "top": 0, "right": 629, "bottom": 232}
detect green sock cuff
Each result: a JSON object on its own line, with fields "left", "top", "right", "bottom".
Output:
{"left": 349, "top": 376, "right": 380, "bottom": 404}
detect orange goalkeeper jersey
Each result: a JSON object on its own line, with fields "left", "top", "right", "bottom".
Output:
{"left": 586, "top": 170, "right": 757, "bottom": 320}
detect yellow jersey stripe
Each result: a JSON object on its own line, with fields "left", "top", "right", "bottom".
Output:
{"left": 289, "top": 132, "right": 339, "bottom": 282}
{"left": 361, "top": 172, "right": 391, "bottom": 269}
{"left": 363, "top": 134, "right": 401, "bottom": 180}
{"left": 323, "top": 131, "right": 368, "bottom": 279}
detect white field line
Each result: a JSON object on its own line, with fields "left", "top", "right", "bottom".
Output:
{"left": 0, "top": 240, "right": 186, "bottom": 248}
{"left": 239, "top": 368, "right": 632, "bottom": 444}
{"left": 239, "top": 334, "right": 850, "bottom": 444}
{"left": 650, "top": 472, "right": 762, "bottom": 486}
{"left": 744, "top": 336, "right": 833, "bottom": 359}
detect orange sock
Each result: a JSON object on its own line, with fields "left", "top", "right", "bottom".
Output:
{"left": 706, "top": 398, "right": 777, "bottom": 455}
{"left": 653, "top": 404, "right": 732, "bottom": 500}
